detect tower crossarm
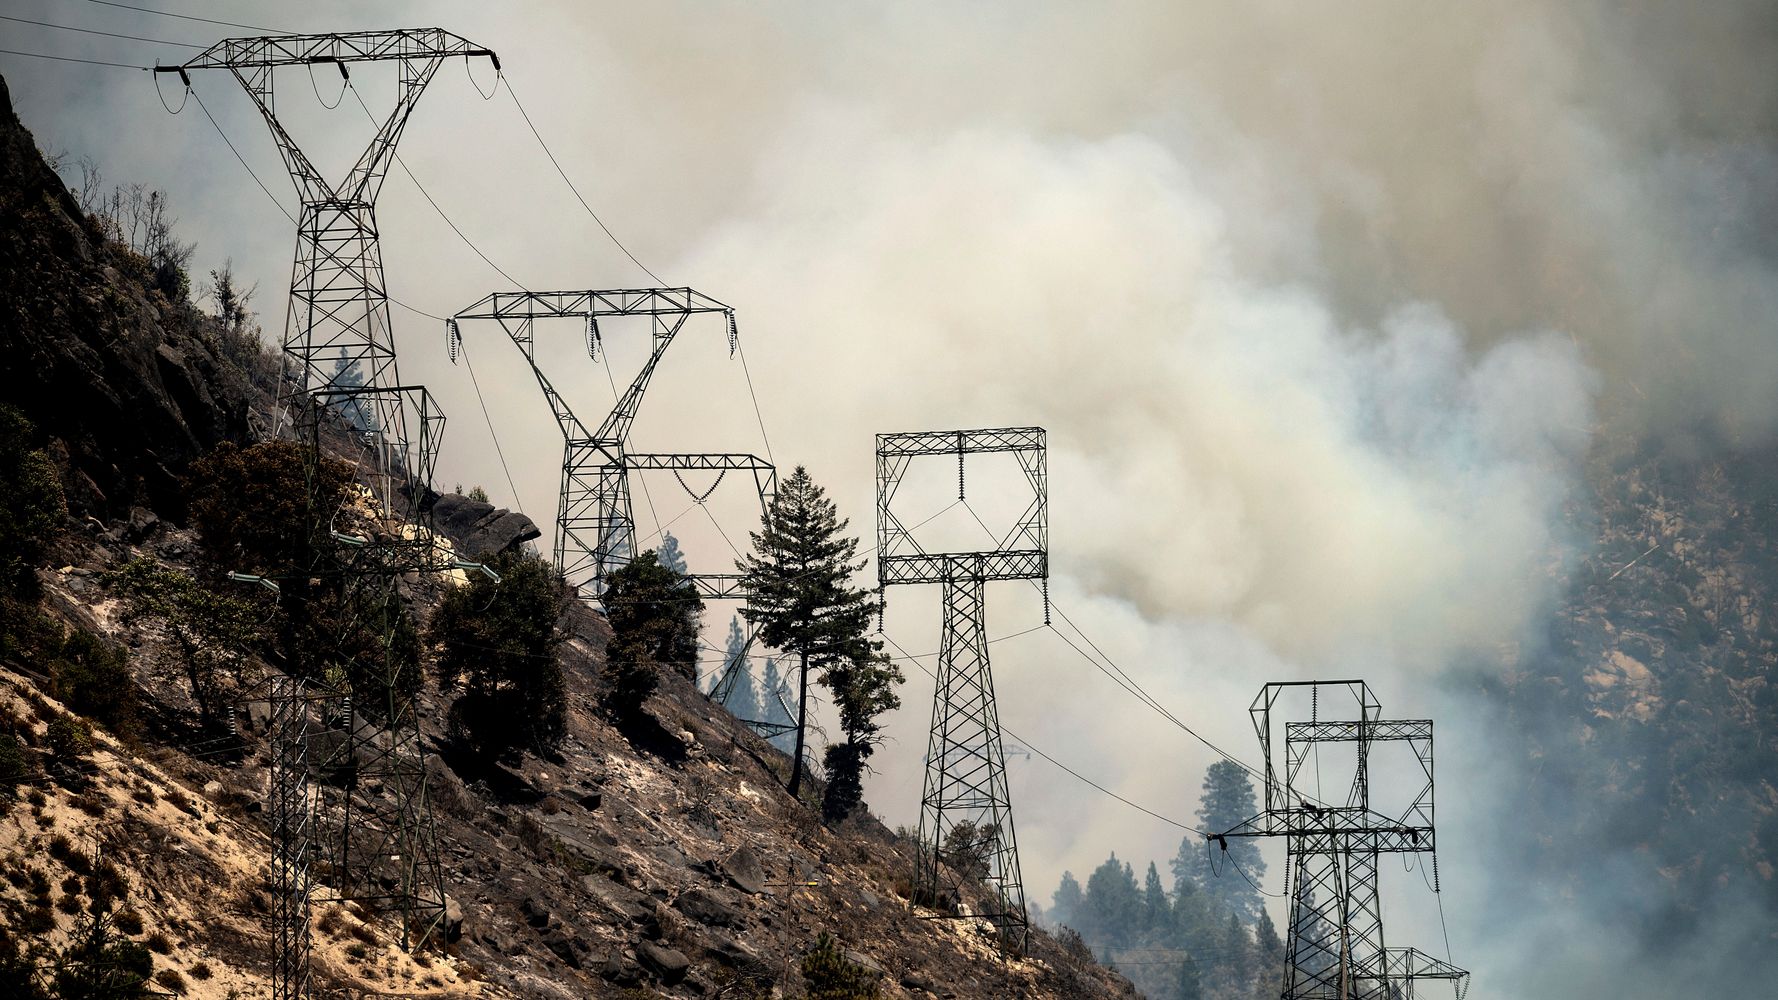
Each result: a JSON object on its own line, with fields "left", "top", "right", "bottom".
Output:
{"left": 165, "top": 29, "right": 496, "bottom": 71}
{"left": 451, "top": 287, "right": 735, "bottom": 446}
{"left": 1216, "top": 806, "right": 1435, "bottom": 853}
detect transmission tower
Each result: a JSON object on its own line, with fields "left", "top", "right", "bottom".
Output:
{"left": 1212, "top": 681, "right": 1470, "bottom": 1000}
{"left": 449, "top": 288, "right": 790, "bottom": 737}
{"left": 158, "top": 29, "right": 499, "bottom": 995}
{"left": 876, "top": 427, "right": 1049, "bottom": 952}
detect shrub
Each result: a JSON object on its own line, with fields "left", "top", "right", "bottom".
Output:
{"left": 144, "top": 931, "right": 171, "bottom": 954}
{"left": 431, "top": 550, "right": 569, "bottom": 759}
{"left": 188, "top": 961, "right": 211, "bottom": 980}
{"left": 0, "top": 405, "right": 66, "bottom": 598}
{"left": 45, "top": 715, "right": 92, "bottom": 783}
{"left": 0, "top": 733, "right": 29, "bottom": 793}
{"left": 800, "top": 933, "right": 878, "bottom": 1000}
{"left": 48, "top": 628, "right": 138, "bottom": 737}
{"left": 185, "top": 441, "right": 350, "bottom": 577}
{"left": 154, "top": 967, "right": 186, "bottom": 993}
{"left": 106, "top": 559, "right": 261, "bottom": 724}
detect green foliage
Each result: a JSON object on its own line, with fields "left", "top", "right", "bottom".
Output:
{"left": 45, "top": 715, "right": 91, "bottom": 765}
{"left": 466, "top": 485, "right": 489, "bottom": 504}
{"left": 1082, "top": 853, "right": 1142, "bottom": 949}
{"left": 0, "top": 731, "right": 29, "bottom": 794}
{"left": 186, "top": 441, "right": 351, "bottom": 576}
{"left": 601, "top": 550, "right": 703, "bottom": 719}
{"left": 106, "top": 559, "right": 262, "bottom": 722}
{"left": 0, "top": 405, "right": 67, "bottom": 597}
{"left": 430, "top": 549, "right": 570, "bottom": 759}
{"left": 737, "top": 466, "right": 881, "bottom": 796}
{"left": 799, "top": 933, "right": 877, "bottom": 1000}
{"left": 1189, "top": 760, "right": 1264, "bottom": 924}
{"left": 47, "top": 629, "right": 137, "bottom": 737}
{"left": 657, "top": 531, "right": 689, "bottom": 576}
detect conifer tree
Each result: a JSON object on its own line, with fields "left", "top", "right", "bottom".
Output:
{"left": 1195, "top": 760, "right": 1266, "bottom": 924}
{"left": 1084, "top": 853, "right": 1144, "bottom": 949}
{"left": 658, "top": 530, "right": 690, "bottom": 576}
{"left": 1176, "top": 954, "right": 1204, "bottom": 1000}
{"left": 1051, "top": 870, "right": 1085, "bottom": 929}
{"left": 717, "top": 615, "right": 762, "bottom": 722}
{"left": 1142, "top": 860, "right": 1170, "bottom": 932}
{"left": 736, "top": 466, "right": 880, "bottom": 798}
{"left": 602, "top": 550, "right": 703, "bottom": 718}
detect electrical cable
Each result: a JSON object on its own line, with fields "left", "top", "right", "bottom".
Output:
{"left": 82, "top": 0, "right": 287, "bottom": 34}
{"left": 0, "top": 46, "right": 147, "bottom": 69}
{"left": 1, "top": 12, "right": 202, "bottom": 48}
{"left": 878, "top": 631, "right": 1203, "bottom": 836}
{"left": 503, "top": 76, "right": 665, "bottom": 286}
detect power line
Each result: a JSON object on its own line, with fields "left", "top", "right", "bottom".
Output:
{"left": 0, "top": 46, "right": 148, "bottom": 70}
{"left": 0, "top": 12, "right": 202, "bottom": 48}
{"left": 878, "top": 630, "right": 1202, "bottom": 837}
{"left": 82, "top": 0, "right": 287, "bottom": 34}
{"left": 453, "top": 338, "right": 524, "bottom": 511}
{"left": 502, "top": 76, "right": 665, "bottom": 286}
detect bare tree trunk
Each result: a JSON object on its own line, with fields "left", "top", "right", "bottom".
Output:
{"left": 787, "top": 650, "right": 810, "bottom": 798}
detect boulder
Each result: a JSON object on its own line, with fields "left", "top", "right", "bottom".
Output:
{"left": 674, "top": 887, "right": 743, "bottom": 928}
{"left": 720, "top": 845, "right": 766, "bottom": 895}
{"left": 441, "top": 894, "right": 464, "bottom": 942}
{"left": 541, "top": 928, "right": 583, "bottom": 969}
{"left": 637, "top": 941, "right": 690, "bottom": 985}
{"left": 600, "top": 950, "right": 643, "bottom": 986}
{"left": 583, "top": 875, "right": 653, "bottom": 925}
{"left": 430, "top": 493, "right": 542, "bottom": 560}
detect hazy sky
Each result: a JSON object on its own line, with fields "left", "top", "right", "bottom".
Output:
{"left": 4, "top": 3, "right": 1775, "bottom": 996}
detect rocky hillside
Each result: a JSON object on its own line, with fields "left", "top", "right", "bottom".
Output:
{"left": 0, "top": 74, "right": 1135, "bottom": 999}
{"left": 1473, "top": 428, "right": 1778, "bottom": 975}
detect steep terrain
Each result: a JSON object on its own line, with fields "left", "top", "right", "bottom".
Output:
{"left": 0, "top": 74, "right": 1134, "bottom": 999}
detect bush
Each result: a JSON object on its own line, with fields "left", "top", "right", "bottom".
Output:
{"left": 430, "top": 550, "right": 569, "bottom": 759}
{"left": 185, "top": 441, "right": 350, "bottom": 577}
{"left": 106, "top": 559, "right": 261, "bottom": 724}
{"left": 800, "top": 933, "right": 878, "bottom": 1000}
{"left": 0, "top": 404, "right": 67, "bottom": 597}
{"left": 153, "top": 967, "right": 185, "bottom": 993}
{"left": 0, "top": 733, "right": 29, "bottom": 794}
{"left": 48, "top": 629, "right": 138, "bottom": 737}
{"left": 45, "top": 715, "right": 91, "bottom": 769}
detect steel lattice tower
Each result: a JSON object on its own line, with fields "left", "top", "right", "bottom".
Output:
{"left": 876, "top": 427, "right": 1048, "bottom": 952}
{"left": 159, "top": 30, "right": 499, "bottom": 995}
{"left": 449, "top": 289, "right": 791, "bottom": 737}
{"left": 267, "top": 675, "right": 315, "bottom": 1000}
{"left": 1214, "top": 681, "right": 1469, "bottom": 999}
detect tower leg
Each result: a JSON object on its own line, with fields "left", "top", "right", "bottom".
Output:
{"left": 916, "top": 574, "right": 1028, "bottom": 951}
{"left": 269, "top": 676, "right": 313, "bottom": 1000}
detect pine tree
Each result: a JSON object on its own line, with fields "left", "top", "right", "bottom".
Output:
{"left": 1177, "top": 954, "right": 1204, "bottom": 1000}
{"left": 601, "top": 549, "right": 704, "bottom": 718}
{"left": 1142, "top": 861, "right": 1170, "bottom": 933}
{"left": 1195, "top": 760, "right": 1266, "bottom": 924}
{"left": 717, "top": 615, "right": 761, "bottom": 722}
{"left": 736, "top": 466, "right": 879, "bottom": 798}
{"left": 1083, "top": 853, "right": 1144, "bottom": 949}
{"left": 1051, "top": 871, "right": 1085, "bottom": 929}
{"left": 658, "top": 530, "right": 689, "bottom": 576}
{"left": 1254, "top": 905, "right": 1283, "bottom": 990}
{"left": 761, "top": 657, "right": 796, "bottom": 752}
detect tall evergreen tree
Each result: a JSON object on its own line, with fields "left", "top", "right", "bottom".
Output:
{"left": 761, "top": 657, "right": 796, "bottom": 752}
{"left": 717, "top": 615, "right": 761, "bottom": 722}
{"left": 1083, "top": 853, "right": 1144, "bottom": 949}
{"left": 1176, "top": 954, "right": 1204, "bottom": 1000}
{"left": 1051, "top": 870, "right": 1085, "bottom": 929}
{"left": 736, "top": 466, "right": 879, "bottom": 798}
{"left": 1254, "top": 906, "right": 1284, "bottom": 979}
{"left": 1142, "top": 861, "right": 1170, "bottom": 933}
{"left": 1195, "top": 760, "right": 1267, "bottom": 924}
{"left": 658, "top": 530, "right": 689, "bottom": 576}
